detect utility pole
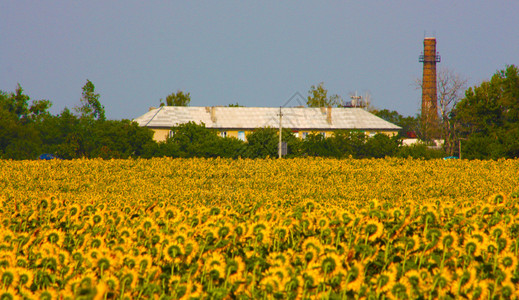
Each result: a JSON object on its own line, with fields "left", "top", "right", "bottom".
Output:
{"left": 278, "top": 106, "right": 283, "bottom": 159}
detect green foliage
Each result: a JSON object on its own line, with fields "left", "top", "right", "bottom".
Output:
{"left": 227, "top": 103, "right": 244, "bottom": 107}
{"left": 302, "top": 133, "right": 334, "bottom": 157}
{"left": 365, "top": 134, "right": 401, "bottom": 158}
{"left": 35, "top": 109, "right": 155, "bottom": 159}
{"left": 301, "top": 131, "right": 400, "bottom": 159}
{"left": 216, "top": 137, "right": 248, "bottom": 158}
{"left": 166, "top": 122, "right": 220, "bottom": 157}
{"left": 165, "top": 91, "right": 191, "bottom": 106}
{"left": 281, "top": 129, "right": 302, "bottom": 158}
{"left": 454, "top": 65, "right": 519, "bottom": 159}
{"left": 330, "top": 131, "right": 367, "bottom": 158}
{"left": 3, "top": 84, "right": 30, "bottom": 119}
{"left": 307, "top": 82, "right": 341, "bottom": 107}
{"left": 0, "top": 120, "right": 41, "bottom": 159}
{"left": 245, "top": 128, "right": 278, "bottom": 158}
{"left": 372, "top": 109, "right": 420, "bottom": 138}
{"left": 0, "top": 81, "right": 154, "bottom": 159}
{"left": 0, "top": 84, "right": 52, "bottom": 122}
{"left": 244, "top": 128, "right": 299, "bottom": 158}
{"left": 396, "top": 143, "right": 446, "bottom": 159}
{"left": 75, "top": 80, "right": 105, "bottom": 121}
{"left": 89, "top": 120, "right": 155, "bottom": 159}
{"left": 0, "top": 84, "right": 53, "bottom": 159}
{"left": 158, "top": 122, "right": 248, "bottom": 158}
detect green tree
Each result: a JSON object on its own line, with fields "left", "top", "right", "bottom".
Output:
{"left": 245, "top": 128, "right": 278, "bottom": 158}
{"left": 307, "top": 82, "right": 341, "bottom": 107}
{"left": 165, "top": 90, "right": 191, "bottom": 106}
{"left": 454, "top": 65, "right": 519, "bottom": 158}
{"left": 373, "top": 109, "right": 420, "bottom": 139}
{"left": 302, "top": 133, "right": 336, "bottom": 157}
{"left": 75, "top": 79, "right": 105, "bottom": 121}
{"left": 365, "top": 133, "right": 401, "bottom": 158}
{"left": 227, "top": 102, "right": 244, "bottom": 107}
{"left": 216, "top": 136, "right": 248, "bottom": 158}
{"left": 396, "top": 143, "right": 446, "bottom": 159}
{"left": 166, "top": 122, "right": 219, "bottom": 157}
{"left": 244, "top": 127, "right": 300, "bottom": 158}
{"left": 329, "top": 130, "right": 367, "bottom": 158}
{"left": 0, "top": 84, "right": 52, "bottom": 122}
{"left": 0, "top": 84, "right": 51, "bottom": 159}
{"left": 0, "top": 107, "right": 42, "bottom": 159}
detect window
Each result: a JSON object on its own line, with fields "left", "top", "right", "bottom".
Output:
{"left": 294, "top": 132, "right": 299, "bottom": 138}
{"left": 221, "top": 131, "right": 227, "bottom": 138}
{"left": 302, "top": 132, "right": 309, "bottom": 139}
{"left": 238, "top": 131, "right": 245, "bottom": 141}
{"left": 320, "top": 132, "right": 326, "bottom": 137}
{"left": 168, "top": 130, "right": 175, "bottom": 138}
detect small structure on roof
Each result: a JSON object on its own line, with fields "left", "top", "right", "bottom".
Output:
{"left": 133, "top": 106, "right": 401, "bottom": 142}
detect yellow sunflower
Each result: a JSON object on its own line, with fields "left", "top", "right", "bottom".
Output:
{"left": 319, "top": 252, "right": 344, "bottom": 278}
{"left": 364, "top": 219, "right": 384, "bottom": 242}
{"left": 0, "top": 286, "right": 21, "bottom": 300}
{"left": 346, "top": 261, "right": 365, "bottom": 293}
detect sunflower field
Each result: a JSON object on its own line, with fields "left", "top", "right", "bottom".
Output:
{"left": 1, "top": 157, "right": 519, "bottom": 299}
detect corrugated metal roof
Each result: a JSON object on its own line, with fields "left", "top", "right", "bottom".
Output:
{"left": 133, "top": 106, "right": 401, "bottom": 130}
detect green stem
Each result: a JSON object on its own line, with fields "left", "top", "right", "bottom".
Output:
{"left": 402, "top": 244, "right": 408, "bottom": 273}
{"left": 428, "top": 277, "right": 438, "bottom": 300}
{"left": 439, "top": 248, "right": 447, "bottom": 271}
{"left": 384, "top": 240, "right": 391, "bottom": 268}
{"left": 251, "top": 262, "right": 259, "bottom": 296}
{"left": 119, "top": 281, "right": 126, "bottom": 300}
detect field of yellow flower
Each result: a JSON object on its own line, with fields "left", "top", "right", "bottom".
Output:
{"left": 1, "top": 157, "right": 519, "bottom": 299}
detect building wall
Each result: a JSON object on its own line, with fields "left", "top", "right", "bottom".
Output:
{"left": 151, "top": 128, "right": 398, "bottom": 143}
{"left": 153, "top": 129, "right": 170, "bottom": 142}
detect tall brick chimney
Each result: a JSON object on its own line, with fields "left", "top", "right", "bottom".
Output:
{"left": 419, "top": 37, "right": 441, "bottom": 139}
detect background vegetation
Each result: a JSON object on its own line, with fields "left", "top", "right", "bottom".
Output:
{"left": 1, "top": 65, "right": 518, "bottom": 160}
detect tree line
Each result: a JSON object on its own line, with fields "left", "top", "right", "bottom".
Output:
{"left": 141, "top": 121, "right": 445, "bottom": 160}
{"left": 1, "top": 65, "right": 518, "bottom": 160}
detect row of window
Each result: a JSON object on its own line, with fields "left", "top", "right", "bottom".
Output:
{"left": 219, "top": 131, "right": 320, "bottom": 140}
{"left": 170, "top": 130, "right": 377, "bottom": 141}
{"left": 220, "top": 131, "right": 246, "bottom": 141}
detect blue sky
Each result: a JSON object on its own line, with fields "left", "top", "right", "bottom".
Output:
{"left": 1, "top": 1, "right": 518, "bottom": 120}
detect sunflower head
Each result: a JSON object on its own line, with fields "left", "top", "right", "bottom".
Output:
{"left": 302, "top": 269, "right": 319, "bottom": 289}
{"left": 463, "top": 237, "right": 480, "bottom": 257}
{"left": 440, "top": 232, "right": 458, "bottom": 250}
{"left": 104, "top": 274, "right": 120, "bottom": 291}
{"left": 0, "top": 286, "right": 20, "bottom": 300}
{"left": 0, "top": 268, "right": 18, "bottom": 288}
{"left": 92, "top": 214, "right": 104, "bottom": 225}
{"left": 46, "top": 229, "right": 64, "bottom": 245}
{"left": 267, "top": 252, "right": 288, "bottom": 267}
{"left": 364, "top": 219, "right": 384, "bottom": 241}
{"left": 489, "top": 193, "right": 506, "bottom": 205}
{"left": 226, "top": 256, "right": 245, "bottom": 283}
{"left": 375, "top": 272, "right": 392, "bottom": 293}
{"left": 16, "top": 267, "right": 34, "bottom": 287}
{"left": 390, "top": 281, "right": 409, "bottom": 300}
{"left": 120, "top": 269, "right": 139, "bottom": 289}
{"left": 166, "top": 243, "right": 184, "bottom": 262}
{"left": 97, "top": 256, "right": 111, "bottom": 272}
{"left": 35, "top": 289, "right": 59, "bottom": 300}
{"left": 320, "top": 253, "right": 342, "bottom": 277}
{"left": 204, "top": 252, "right": 226, "bottom": 280}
